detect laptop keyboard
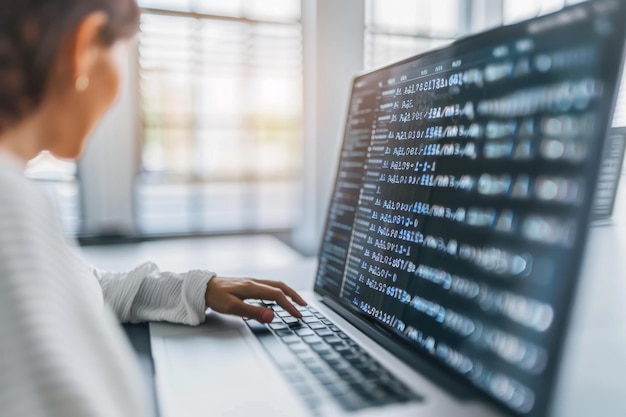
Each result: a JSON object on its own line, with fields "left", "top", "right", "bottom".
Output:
{"left": 244, "top": 301, "right": 422, "bottom": 414}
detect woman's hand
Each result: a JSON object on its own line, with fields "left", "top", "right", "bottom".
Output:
{"left": 205, "top": 277, "right": 307, "bottom": 324}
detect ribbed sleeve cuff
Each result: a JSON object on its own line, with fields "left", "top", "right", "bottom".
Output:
{"left": 181, "top": 270, "right": 216, "bottom": 326}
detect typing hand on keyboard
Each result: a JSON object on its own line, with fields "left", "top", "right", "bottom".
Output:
{"left": 204, "top": 277, "right": 307, "bottom": 324}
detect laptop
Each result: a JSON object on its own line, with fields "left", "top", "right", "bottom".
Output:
{"left": 149, "top": 1, "right": 626, "bottom": 416}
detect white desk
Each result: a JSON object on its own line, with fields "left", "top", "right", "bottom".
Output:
{"left": 80, "top": 228, "right": 626, "bottom": 417}
{"left": 81, "top": 234, "right": 319, "bottom": 291}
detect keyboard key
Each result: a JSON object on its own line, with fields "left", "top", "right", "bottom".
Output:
{"left": 270, "top": 323, "right": 288, "bottom": 330}
{"left": 311, "top": 343, "right": 333, "bottom": 354}
{"left": 349, "top": 383, "right": 370, "bottom": 397}
{"left": 345, "top": 346, "right": 365, "bottom": 357}
{"left": 277, "top": 311, "right": 292, "bottom": 317}
{"left": 343, "top": 353, "right": 362, "bottom": 363}
{"left": 303, "top": 335, "right": 322, "bottom": 344}
{"left": 297, "top": 353, "right": 319, "bottom": 364}
{"left": 337, "top": 371, "right": 360, "bottom": 384}
{"left": 305, "top": 363, "right": 326, "bottom": 374}
{"left": 367, "top": 387, "right": 391, "bottom": 402}
{"left": 321, "top": 319, "right": 333, "bottom": 325}
{"left": 244, "top": 320, "right": 270, "bottom": 335}
{"left": 329, "top": 325, "right": 340, "bottom": 332}
{"left": 332, "top": 360, "right": 352, "bottom": 372}
{"left": 320, "top": 355, "right": 342, "bottom": 365}
{"left": 357, "top": 380, "right": 379, "bottom": 393}
{"left": 333, "top": 344, "right": 351, "bottom": 353}
{"left": 335, "top": 393, "right": 364, "bottom": 411}
{"left": 295, "top": 328, "right": 315, "bottom": 337}
{"left": 355, "top": 366, "right": 380, "bottom": 379}
{"left": 283, "top": 317, "right": 300, "bottom": 325}
{"left": 324, "top": 336, "right": 343, "bottom": 344}
{"left": 289, "top": 342, "right": 309, "bottom": 353}
{"left": 326, "top": 358, "right": 348, "bottom": 370}
{"left": 314, "top": 312, "right": 325, "bottom": 319}
{"left": 308, "top": 322, "right": 326, "bottom": 330}
{"left": 315, "top": 374, "right": 350, "bottom": 395}
{"left": 315, "top": 328, "right": 334, "bottom": 337}
{"left": 245, "top": 300, "right": 265, "bottom": 308}
{"left": 319, "top": 351, "right": 340, "bottom": 361}
{"left": 377, "top": 371, "right": 394, "bottom": 383}
{"left": 302, "top": 316, "right": 320, "bottom": 324}
{"left": 334, "top": 381, "right": 355, "bottom": 396}
{"left": 281, "top": 335, "right": 301, "bottom": 344}
{"left": 275, "top": 329, "right": 293, "bottom": 337}
{"left": 337, "top": 332, "right": 349, "bottom": 339}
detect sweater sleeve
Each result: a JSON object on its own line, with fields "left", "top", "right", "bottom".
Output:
{"left": 90, "top": 261, "right": 216, "bottom": 326}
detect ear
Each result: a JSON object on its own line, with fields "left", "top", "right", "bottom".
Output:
{"left": 70, "top": 12, "right": 109, "bottom": 79}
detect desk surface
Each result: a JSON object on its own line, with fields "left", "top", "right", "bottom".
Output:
{"left": 81, "top": 228, "right": 626, "bottom": 417}
{"left": 81, "top": 234, "right": 310, "bottom": 280}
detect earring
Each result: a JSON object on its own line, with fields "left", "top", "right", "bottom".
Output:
{"left": 75, "top": 75, "right": 90, "bottom": 92}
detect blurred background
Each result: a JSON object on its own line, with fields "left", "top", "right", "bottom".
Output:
{"left": 27, "top": 0, "right": 625, "bottom": 255}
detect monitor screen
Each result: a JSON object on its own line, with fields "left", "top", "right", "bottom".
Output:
{"left": 314, "top": 1, "right": 626, "bottom": 415}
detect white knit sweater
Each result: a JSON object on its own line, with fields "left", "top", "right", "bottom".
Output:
{"left": 0, "top": 151, "right": 216, "bottom": 417}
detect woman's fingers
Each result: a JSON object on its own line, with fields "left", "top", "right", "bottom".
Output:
{"left": 235, "top": 281, "right": 303, "bottom": 319}
{"left": 251, "top": 279, "right": 307, "bottom": 306}
{"left": 226, "top": 298, "right": 275, "bottom": 323}
{"left": 206, "top": 277, "right": 308, "bottom": 322}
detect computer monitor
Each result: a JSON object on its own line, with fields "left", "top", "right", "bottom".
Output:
{"left": 314, "top": 0, "right": 626, "bottom": 415}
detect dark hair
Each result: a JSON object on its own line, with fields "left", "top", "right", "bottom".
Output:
{"left": 0, "top": 0, "right": 140, "bottom": 132}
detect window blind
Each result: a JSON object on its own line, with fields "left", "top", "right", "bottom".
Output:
{"left": 136, "top": 1, "right": 303, "bottom": 234}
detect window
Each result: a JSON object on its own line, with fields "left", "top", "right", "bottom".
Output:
{"left": 502, "top": 0, "right": 566, "bottom": 24}
{"left": 364, "top": 0, "right": 468, "bottom": 70}
{"left": 363, "top": 0, "right": 592, "bottom": 70}
{"left": 503, "top": 0, "right": 590, "bottom": 24}
{"left": 137, "top": 0, "right": 303, "bottom": 235}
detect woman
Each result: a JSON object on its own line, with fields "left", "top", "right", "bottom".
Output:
{"left": 0, "top": 1, "right": 306, "bottom": 416}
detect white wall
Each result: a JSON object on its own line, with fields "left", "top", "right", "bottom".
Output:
{"left": 293, "top": 0, "right": 365, "bottom": 255}
{"left": 79, "top": 43, "right": 139, "bottom": 236}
